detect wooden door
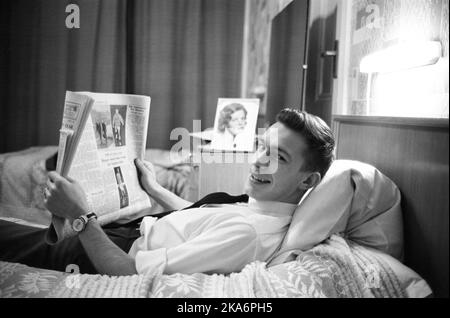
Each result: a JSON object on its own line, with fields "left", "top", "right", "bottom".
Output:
{"left": 303, "top": 0, "right": 339, "bottom": 126}
{"left": 265, "top": 0, "right": 309, "bottom": 124}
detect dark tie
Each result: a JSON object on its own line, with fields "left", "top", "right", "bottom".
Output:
{"left": 154, "top": 192, "right": 249, "bottom": 218}
{"left": 182, "top": 192, "right": 249, "bottom": 210}
{"left": 104, "top": 192, "right": 249, "bottom": 229}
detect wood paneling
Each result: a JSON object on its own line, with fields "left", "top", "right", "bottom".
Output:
{"left": 333, "top": 115, "right": 449, "bottom": 298}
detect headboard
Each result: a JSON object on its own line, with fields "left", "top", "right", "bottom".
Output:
{"left": 333, "top": 115, "right": 449, "bottom": 298}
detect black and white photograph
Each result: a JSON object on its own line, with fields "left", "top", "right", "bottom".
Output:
{"left": 110, "top": 105, "right": 127, "bottom": 147}
{"left": 114, "top": 166, "right": 129, "bottom": 208}
{"left": 0, "top": 0, "right": 448, "bottom": 302}
{"left": 211, "top": 98, "right": 260, "bottom": 151}
{"left": 91, "top": 103, "right": 115, "bottom": 149}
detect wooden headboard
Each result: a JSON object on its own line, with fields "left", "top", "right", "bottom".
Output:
{"left": 333, "top": 115, "right": 449, "bottom": 298}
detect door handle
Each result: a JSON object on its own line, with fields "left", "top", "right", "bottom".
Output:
{"left": 320, "top": 40, "right": 339, "bottom": 79}
{"left": 321, "top": 51, "right": 337, "bottom": 57}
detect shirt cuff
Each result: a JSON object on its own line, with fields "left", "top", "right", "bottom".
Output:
{"left": 135, "top": 248, "right": 167, "bottom": 276}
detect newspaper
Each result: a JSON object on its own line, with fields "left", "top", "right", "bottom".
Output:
{"left": 46, "top": 91, "right": 152, "bottom": 244}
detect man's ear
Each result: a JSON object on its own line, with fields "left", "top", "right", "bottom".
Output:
{"left": 298, "top": 172, "right": 321, "bottom": 190}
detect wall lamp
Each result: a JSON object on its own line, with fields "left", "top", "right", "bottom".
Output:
{"left": 360, "top": 41, "right": 442, "bottom": 74}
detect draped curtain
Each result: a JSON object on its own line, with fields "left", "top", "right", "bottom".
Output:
{"left": 0, "top": 0, "right": 244, "bottom": 152}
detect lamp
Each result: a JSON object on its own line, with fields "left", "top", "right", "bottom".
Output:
{"left": 360, "top": 41, "right": 442, "bottom": 73}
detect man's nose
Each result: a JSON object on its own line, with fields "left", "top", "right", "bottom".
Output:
{"left": 253, "top": 149, "right": 270, "bottom": 168}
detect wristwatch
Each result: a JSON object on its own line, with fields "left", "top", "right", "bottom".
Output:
{"left": 72, "top": 212, "right": 97, "bottom": 233}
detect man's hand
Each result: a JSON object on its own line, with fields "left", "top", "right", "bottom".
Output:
{"left": 135, "top": 158, "right": 163, "bottom": 197}
{"left": 135, "top": 158, "right": 192, "bottom": 211}
{"left": 44, "top": 172, "right": 90, "bottom": 221}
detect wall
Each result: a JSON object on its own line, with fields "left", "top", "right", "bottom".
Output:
{"left": 343, "top": 0, "right": 449, "bottom": 118}
{"left": 0, "top": 0, "right": 245, "bottom": 152}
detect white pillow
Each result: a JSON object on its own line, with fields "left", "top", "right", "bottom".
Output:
{"left": 269, "top": 160, "right": 403, "bottom": 265}
{"left": 362, "top": 245, "right": 432, "bottom": 298}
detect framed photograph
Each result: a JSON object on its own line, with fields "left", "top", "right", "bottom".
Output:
{"left": 211, "top": 98, "right": 260, "bottom": 151}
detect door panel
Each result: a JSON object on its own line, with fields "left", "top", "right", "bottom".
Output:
{"left": 265, "top": 0, "right": 309, "bottom": 124}
{"left": 304, "top": 0, "right": 338, "bottom": 126}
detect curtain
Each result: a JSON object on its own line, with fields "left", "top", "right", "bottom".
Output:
{"left": 0, "top": 0, "right": 244, "bottom": 152}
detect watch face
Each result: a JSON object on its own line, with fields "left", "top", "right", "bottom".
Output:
{"left": 72, "top": 218, "right": 85, "bottom": 232}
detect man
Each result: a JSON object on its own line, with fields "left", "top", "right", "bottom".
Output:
{"left": 101, "top": 120, "right": 107, "bottom": 145}
{"left": 118, "top": 182, "right": 129, "bottom": 208}
{"left": 95, "top": 121, "right": 103, "bottom": 145}
{"left": 112, "top": 109, "right": 125, "bottom": 146}
{"left": 0, "top": 109, "right": 335, "bottom": 276}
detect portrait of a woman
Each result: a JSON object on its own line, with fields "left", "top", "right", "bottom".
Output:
{"left": 211, "top": 100, "right": 259, "bottom": 151}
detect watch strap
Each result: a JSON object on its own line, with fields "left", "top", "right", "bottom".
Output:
{"left": 73, "top": 212, "right": 98, "bottom": 233}
{"left": 85, "top": 212, "right": 97, "bottom": 221}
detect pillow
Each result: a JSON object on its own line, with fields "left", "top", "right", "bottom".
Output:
{"left": 0, "top": 146, "right": 57, "bottom": 227}
{"left": 361, "top": 245, "right": 432, "bottom": 298}
{"left": 269, "top": 160, "right": 403, "bottom": 265}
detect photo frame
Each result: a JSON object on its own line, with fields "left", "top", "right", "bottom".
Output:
{"left": 211, "top": 98, "right": 260, "bottom": 152}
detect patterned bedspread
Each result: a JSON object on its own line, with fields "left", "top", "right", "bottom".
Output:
{"left": 0, "top": 235, "right": 406, "bottom": 298}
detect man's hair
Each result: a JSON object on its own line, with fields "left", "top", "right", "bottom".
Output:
{"left": 218, "top": 103, "right": 247, "bottom": 133}
{"left": 276, "top": 108, "right": 335, "bottom": 178}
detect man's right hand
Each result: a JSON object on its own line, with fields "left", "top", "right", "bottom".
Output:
{"left": 135, "top": 158, "right": 192, "bottom": 211}
{"left": 135, "top": 158, "right": 163, "bottom": 197}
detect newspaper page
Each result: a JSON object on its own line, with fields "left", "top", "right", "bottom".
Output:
{"left": 47, "top": 91, "right": 152, "bottom": 244}
{"left": 55, "top": 91, "right": 93, "bottom": 176}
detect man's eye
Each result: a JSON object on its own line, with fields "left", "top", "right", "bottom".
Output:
{"left": 278, "top": 155, "right": 285, "bottom": 162}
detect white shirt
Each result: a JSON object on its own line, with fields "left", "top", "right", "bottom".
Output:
{"left": 128, "top": 198, "right": 296, "bottom": 276}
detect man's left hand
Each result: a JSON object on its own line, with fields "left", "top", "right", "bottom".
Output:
{"left": 44, "top": 172, "right": 90, "bottom": 221}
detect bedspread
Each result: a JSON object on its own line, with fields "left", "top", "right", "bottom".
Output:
{"left": 0, "top": 235, "right": 406, "bottom": 298}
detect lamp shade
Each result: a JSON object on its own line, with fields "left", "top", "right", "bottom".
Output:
{"left": 360, "top": 41, "right": 442, "bottom": 73}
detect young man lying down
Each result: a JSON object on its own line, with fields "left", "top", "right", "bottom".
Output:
{"left": 0, "top": 109, "right": 335, "bottom": 276}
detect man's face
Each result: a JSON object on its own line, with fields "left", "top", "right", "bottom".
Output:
{"left": 227, "top": 110, "right": 247, "bottom": 136}
{"left": 244, "top": 122, "right": 313, "bottom": 204}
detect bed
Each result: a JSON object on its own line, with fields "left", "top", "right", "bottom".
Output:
{"left": 333, "top": 115, "right": 449, "bottom": 298}
{"left": 0, "top": 235, "right": 416, "bottom": 298}
{"left": 0, "top": 118, "right": 443, "bottom": 298}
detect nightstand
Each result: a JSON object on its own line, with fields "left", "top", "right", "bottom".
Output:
{"left": 190, "top": 149, "right": 254, "bottom": 200}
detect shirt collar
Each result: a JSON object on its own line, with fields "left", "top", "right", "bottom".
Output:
{"left": 247, "top": 197, "right": 297, "bottom": 217}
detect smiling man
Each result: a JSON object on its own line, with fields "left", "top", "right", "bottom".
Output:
{"left": 0, "top": 109, "right": 335, "bottom": 276}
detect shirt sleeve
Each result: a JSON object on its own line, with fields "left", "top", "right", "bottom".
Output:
{"left": 134, "top": 217, "right": 258, "bottom": 276}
